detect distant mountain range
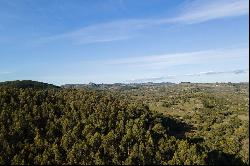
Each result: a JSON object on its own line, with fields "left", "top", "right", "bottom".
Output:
{"left": 61, "top": 82, "right": 176, "bottom": 90}
{"left": 0, "top": 80, "right": 248, "bottom": 90}
{"left": 61, "top": 82, "right": 249, "bottom": 90}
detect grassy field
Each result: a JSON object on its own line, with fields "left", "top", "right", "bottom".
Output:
{"left": 117, "top": 83, "right": 249, "bottom": 164}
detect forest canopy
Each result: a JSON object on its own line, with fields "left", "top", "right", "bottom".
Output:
{"left": 0, "top": 80, "right": 60, "bottom": 89}
{"left": 0, "top": 80, "right": 248, "bottom": 165}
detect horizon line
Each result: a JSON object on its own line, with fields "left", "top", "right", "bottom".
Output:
{"left": 0, "top": 79, "right": 249, "bottom": 87}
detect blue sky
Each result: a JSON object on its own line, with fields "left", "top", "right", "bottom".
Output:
{"left": 0, "top": 0, "right": 249, "bottom": 85}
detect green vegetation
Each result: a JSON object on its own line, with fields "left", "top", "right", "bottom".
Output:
{"left": 0, "top": 80, "right": 60, "bottom": 89}
{"left": 0, "top": 81, "right": 248, "bottom": 165}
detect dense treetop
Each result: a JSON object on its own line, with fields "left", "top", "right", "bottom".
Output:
{"left": 0, "top": 80, "right": 60, "bottom": 89}
{"left": 0, "top": 81, "right": 248, "bottom": 165}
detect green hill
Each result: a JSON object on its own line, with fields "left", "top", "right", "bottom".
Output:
{"left": 0, "top": 80, "right": 60, "bottom": 89}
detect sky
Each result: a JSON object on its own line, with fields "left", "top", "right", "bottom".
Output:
{"left": 0, "top": 0, "right": 249, "bottom": 85}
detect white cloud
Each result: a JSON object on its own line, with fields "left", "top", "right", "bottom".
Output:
{"left": 97, "top": 47, "right": 248, "bottom": 70}
{"left": 128, "top": 75, "right": 176, "bottom": 83}
{"left": 0, "top": 71, "right": 13, "bottom": 75}
{"left": 184, "top": 69, "right": 249, "bottom": 77}
{"left": 34, "top": 0, "right": 248, "bottom": 45}
{"left": 35, "top": 19, "right": 153, "bottom": 45}
{"left": 128, "top": 69, "right": 249, "bottom": 83}
{"left": 168, "top": 0, "right": 249, "bottom": 24}
{"left": 78, "top": 46, "right": 248, "bottom": 83}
